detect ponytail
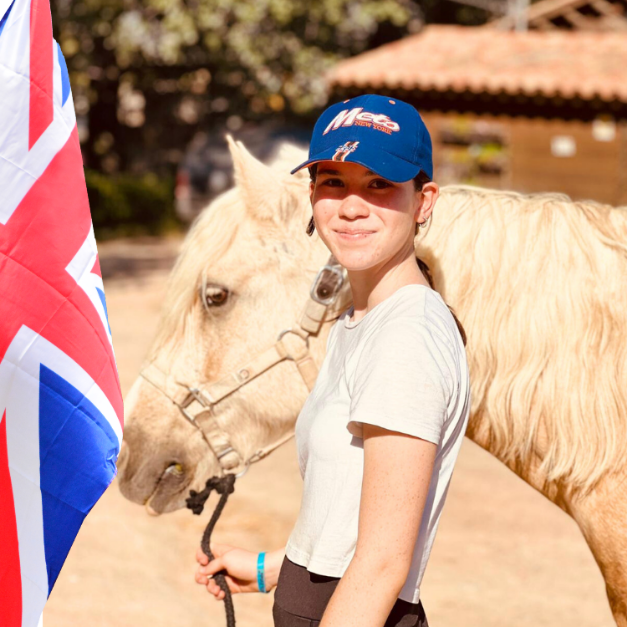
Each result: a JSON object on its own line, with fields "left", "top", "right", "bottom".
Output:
{"left": 415, "top": 255, "right": 467, "bottom": 347}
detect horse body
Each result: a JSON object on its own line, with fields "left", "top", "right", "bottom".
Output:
{"left": 118, "top": 138, "right": 627, "bottom": 625}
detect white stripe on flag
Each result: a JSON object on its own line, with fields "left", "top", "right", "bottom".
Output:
{"left": 66, "top": 225, "right": 115, "bottom": 350}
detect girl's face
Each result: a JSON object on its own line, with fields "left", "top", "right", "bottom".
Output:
{"left": 309, "top": 161, "right": 438, "bottom": 272}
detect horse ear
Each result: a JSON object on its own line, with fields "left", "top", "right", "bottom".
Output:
{"left": 225, "top": 134, "right": 283, "bottom": 223}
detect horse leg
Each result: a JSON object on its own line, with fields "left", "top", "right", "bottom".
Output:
{"left": 569, "top": 472, "right": 627, "bottom": 627}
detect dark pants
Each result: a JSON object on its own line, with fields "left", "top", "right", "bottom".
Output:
{"left": 272, "top": 556, "right": 429, "bottom": 627}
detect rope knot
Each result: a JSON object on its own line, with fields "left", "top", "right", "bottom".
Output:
{"left": 185, "top": 473, "right": 236, "bottom": 516}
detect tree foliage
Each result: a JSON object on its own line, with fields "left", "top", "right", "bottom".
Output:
{"left": 50, "top": 0, "right": 486, "bottom": 174}
{"left": 114, "top": 0, "right": 423, "bottom": 112}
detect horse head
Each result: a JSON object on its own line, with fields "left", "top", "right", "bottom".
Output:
{"left": 117, "top": 137, "right": 351, "bottom": 514}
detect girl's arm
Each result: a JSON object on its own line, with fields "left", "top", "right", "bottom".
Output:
{"left": 319, "top": 423, "right": 437, "bottom": 627}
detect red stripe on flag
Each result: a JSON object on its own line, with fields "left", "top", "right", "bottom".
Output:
{"left": 91, "top": 256, "right": 102, "bottom": 278}
{"left": 0, "top": 412, "right": 22, "bottom": 627}
{"left": 29, "top": 0, "right": 53, "bottom": 149}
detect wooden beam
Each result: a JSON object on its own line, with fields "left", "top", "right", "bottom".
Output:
{"left": 590, "top": 0, "right": 623, "bottom": 17}
{"left": 599, "top": 15, "right": 627, "bottom": 28}
{"left": 563, "top": 7, "right": 589, "bottom": 24}
{"left": 483, "top": 0, "right": 627, "bottom": 30}
{"left": 531, "top": 14, "right": 559, "bottom": 27}
{"left": 489, "top": 0, "right": 598, "bottom": 28}
{"left": 527, "top": 0, "right": 590, "bottom": 21}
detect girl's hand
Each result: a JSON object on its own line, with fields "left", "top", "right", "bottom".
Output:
{"left": 195, "top": 543, "right": 260, "bottom": 599}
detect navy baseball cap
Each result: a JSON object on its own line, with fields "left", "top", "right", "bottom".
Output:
{"left": 290, "top": 94, "right": 433, "bottom": 183}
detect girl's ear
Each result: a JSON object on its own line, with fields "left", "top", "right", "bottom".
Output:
{"left": 416, "top": 182, "right": 439, "bottom": 223}
{"left": 413, "top": 188, "right": 425, "bottom": 223}
{"left": 309, "top": 179, "right": 315, "bottom": 205}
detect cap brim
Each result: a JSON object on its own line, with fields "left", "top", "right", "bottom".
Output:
{"left": 290, "top": 146, "right": 422, "bottom": 183}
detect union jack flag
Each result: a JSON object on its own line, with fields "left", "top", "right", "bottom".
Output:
{"left": 0, "top": 0, "right": 124, "bottom": 624}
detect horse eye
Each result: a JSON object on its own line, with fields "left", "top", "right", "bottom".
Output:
{"left": 202, "top": 284, "right": 229, "bottom": 309}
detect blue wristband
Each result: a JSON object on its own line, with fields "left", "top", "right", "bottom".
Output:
{"left": 257, "top": 552, "right": 267, "bottom": 593}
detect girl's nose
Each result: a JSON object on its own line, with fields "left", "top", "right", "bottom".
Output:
{"left": 338, "top": 193, "right": 369, "bottom": 219}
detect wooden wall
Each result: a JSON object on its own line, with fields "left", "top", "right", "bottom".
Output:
{"left": 509, "top": 118, "right": 627, "bottom": 206}
{"left": 421, "top": 112, "right": 627, "bottom": 207}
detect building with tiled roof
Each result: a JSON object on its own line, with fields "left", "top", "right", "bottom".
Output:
{"left": 327, "top": 25, "right": 627, "bottom": 205}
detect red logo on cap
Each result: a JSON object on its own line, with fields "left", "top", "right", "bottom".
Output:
{"left": 332, "top": 141, "right": 360, "bottom": 162}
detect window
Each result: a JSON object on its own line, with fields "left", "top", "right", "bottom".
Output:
{"left": 436, "top": 117, "right": 510, "bottom": 188}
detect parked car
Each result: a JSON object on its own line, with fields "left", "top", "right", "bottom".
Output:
{"left": 175, "top": 122, "right": 310, "bottom": 221}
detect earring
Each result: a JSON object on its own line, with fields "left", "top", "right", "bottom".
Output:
{"left": 418, "top": 216, "right": 430, "bottom": 229}
{"left": 306, "top": 215, "right": 315, "bottom": 236}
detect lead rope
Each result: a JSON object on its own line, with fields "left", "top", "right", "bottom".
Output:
{"left": 186, "top": 474, "right": 238, "bottom": 627}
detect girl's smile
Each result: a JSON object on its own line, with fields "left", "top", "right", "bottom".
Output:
{"left": 333, "top": 229, "right": 377, "bottom": 240}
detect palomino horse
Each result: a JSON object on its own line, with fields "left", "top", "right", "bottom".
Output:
{"left": 118, "top": 137, "right": 627, "bottom": 626}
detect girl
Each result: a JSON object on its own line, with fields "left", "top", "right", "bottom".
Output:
{"left": 195, "top": 94, "right": 470, "bottom": 627}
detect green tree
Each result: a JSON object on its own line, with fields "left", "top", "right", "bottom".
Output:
{"left": 52, "top": 0, "right": 424, "bottom": 173}
{"left": 51, "top": 0, "right": 492, "bottom": 174}
{"left": 110, "top": 0, "right": 424, "bottom": 114}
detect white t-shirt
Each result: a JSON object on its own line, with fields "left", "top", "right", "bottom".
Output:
{"left": 285, "top": 283, "right": 471, "bottom": 604}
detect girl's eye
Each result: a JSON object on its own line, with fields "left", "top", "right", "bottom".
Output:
{"left": 369, "top": 178, "right": 392, "bottom": 189}
{"left": 320, "top": 178, "right": 343, "bottom": 187}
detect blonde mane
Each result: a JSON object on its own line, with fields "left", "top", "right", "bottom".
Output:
{"left": 424, "top": 185, "right": 627, "bottom": 494}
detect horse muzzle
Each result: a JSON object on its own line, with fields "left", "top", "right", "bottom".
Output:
{"left": 117, "top": 441, "right": 194, "bottom": 514}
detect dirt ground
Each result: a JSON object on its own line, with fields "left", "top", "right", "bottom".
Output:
{"left": 44, "top": 239, "right": 615, "bottom": 627}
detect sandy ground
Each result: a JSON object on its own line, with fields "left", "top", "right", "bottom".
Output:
{"left": 44, "top": 239, "right": 615, "bottom": 627}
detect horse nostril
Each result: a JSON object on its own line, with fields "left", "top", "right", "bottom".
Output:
{"left": 143, "top": 463, "right": 188, "bottom": 515}
{"left": 164, "top": 463, "right": 184, "bottom": 477}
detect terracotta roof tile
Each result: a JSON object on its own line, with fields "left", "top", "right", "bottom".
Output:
{"left": 327, "top": 26, "right": 627, "bottom": 102}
